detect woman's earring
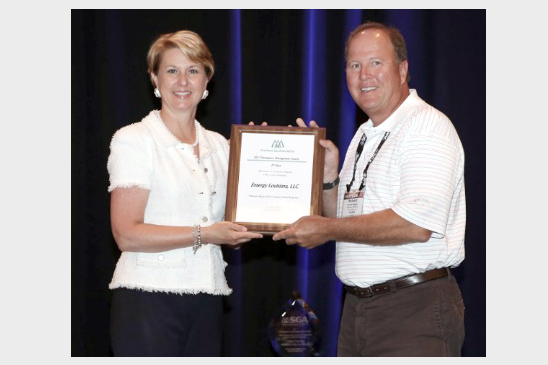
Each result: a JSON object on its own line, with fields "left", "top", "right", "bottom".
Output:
{"left": 202, "top": 90, "right": 209, "bottom": 100}
{"left": 154, "top": 88, "right": 161, "bottom": 98}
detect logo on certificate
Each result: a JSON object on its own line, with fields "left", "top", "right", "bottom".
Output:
{"left": 271, "top": 140, "right": 285, "bottom": 148}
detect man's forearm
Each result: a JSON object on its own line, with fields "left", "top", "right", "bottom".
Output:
{"left": 325, "top": 208, "right": 431, "bottom": 245}
{"left": 322, "top": 187, "right": 338, "bottom": 218}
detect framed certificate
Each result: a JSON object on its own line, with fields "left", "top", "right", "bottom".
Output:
{"left": 225, "top": 125, "right": 326, "bottom": 233}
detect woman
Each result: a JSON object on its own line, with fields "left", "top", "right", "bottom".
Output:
{"left": 107, "top": 30, "right": 262, "bottom": 356}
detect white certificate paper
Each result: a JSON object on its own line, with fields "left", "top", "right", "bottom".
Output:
{"left": 235, "top": 132, "right": 315, "bottom": 224}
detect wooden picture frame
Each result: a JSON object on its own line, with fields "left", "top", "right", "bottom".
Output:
{"left": 225, "top": 125, "right": 326, "bottom": 234}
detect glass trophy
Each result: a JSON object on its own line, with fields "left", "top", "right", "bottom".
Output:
{"left": 268, "top": 290, "right": 321, "bottom": 356}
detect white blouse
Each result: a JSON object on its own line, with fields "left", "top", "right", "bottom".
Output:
{"left": 107, "top": 110, "right": 232, "bottom": 295}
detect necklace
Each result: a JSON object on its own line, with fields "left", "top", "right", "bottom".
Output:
{"left": 155, "top": 110, "right": 199, "bottom": 147}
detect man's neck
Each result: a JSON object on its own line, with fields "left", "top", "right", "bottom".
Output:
{"left": 370, "top": 86, "right": 410, "bottom": 127}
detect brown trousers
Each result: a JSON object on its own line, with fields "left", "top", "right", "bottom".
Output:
{"left": 337, "top": 273, "right": 465, "bottom": 356}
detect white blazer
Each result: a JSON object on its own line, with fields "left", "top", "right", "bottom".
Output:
{"left": 107, "top": 110, "right": 232, "bottom": 295}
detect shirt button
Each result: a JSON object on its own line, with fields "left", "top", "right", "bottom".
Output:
{"left": 204, "top": 168, "right": 208, "bottom": 173}
{"left": 157, "top": 254, "right": 164, "bottom": 261}
{"left": 202, "top": 217, "right": 208, "bottom": 222}
{"left": 212, "top": 191, "right": 216, "bottom": 195}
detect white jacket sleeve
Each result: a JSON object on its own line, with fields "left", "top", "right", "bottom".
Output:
{"left": 107, "top": 123, "right": 153, "bottom": 192}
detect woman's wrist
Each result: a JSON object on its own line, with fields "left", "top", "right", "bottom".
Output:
{"left": 192, "top": 225, "right": 202, "bottom": 253}
{"left": 199, "top": 225, "right": 210, "bottom": 243}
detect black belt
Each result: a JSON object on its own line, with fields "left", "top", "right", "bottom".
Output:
{"left": 343, "top": 268, "right": 450, "bottom": 298}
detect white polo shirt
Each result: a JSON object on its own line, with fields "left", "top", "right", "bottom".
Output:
{"left": 335, "top": 90, "right": 466, "bottom": 287}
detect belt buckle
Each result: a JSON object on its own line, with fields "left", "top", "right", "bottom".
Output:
{"left": 359, "top": 286, "right": 374, "bottom": 298}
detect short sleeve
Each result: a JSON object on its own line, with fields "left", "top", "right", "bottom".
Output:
{"left": 392, "top": 132, "right": 462, "bottom": 238}
{"left": 107, "top": 125, "right": 153, "bottom": 192}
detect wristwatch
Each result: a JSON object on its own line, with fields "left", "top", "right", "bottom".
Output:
{"left": 323, "top": 176, "right": 340, "bottom": 190}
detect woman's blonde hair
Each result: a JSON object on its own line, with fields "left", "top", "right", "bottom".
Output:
{"left": 147, "top": 30, "right": 215, "bottom": 85}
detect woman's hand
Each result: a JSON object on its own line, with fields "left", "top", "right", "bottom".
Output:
{"left": 202, "top": 222, "right": 263, "bottom": 246}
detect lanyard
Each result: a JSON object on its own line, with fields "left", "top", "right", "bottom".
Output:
{"left": 346, "top": 131, "right": 390, "bottom": 193}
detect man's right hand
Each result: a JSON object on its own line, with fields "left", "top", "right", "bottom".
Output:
{"left": 272, "top": 215, "right": 333, "bottom": 249}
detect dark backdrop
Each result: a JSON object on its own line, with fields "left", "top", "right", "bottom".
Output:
{"left": 72, "top": 9, "right": 486, "bottom": 357}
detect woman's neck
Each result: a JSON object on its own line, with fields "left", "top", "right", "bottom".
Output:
{"left": 159, "top": 108, "right": 197, "bottom": 144}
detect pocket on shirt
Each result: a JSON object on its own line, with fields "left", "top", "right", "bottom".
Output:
{"left": 136, "top": 249, "right": 187, "bottom": 268}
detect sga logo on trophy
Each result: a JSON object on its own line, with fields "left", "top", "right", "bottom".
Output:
{"left": 268, "top": 290, "right": 321, "bottom": 356}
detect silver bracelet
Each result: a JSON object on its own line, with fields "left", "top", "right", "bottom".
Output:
{"left": 192, "top": 224, "right": 202, "bottom": 254}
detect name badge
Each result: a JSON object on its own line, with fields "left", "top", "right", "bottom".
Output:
{"left": 342, "top": 191, "right": 364, "bottom": 217}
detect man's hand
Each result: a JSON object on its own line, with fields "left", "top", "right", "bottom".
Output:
{"left": 272, "top": 215, "right": 332, "bottom": 249}
{"left": 295, "top": 118, "right": 339, "bottom": 182}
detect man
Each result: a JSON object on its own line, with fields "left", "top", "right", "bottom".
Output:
{"left": 273, "top": 22, "right": 466, "bottom": 356}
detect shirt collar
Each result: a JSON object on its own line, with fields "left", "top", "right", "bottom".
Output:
{"left": 361, "top": 89, "right": 423, "bottom": 133}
